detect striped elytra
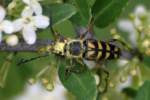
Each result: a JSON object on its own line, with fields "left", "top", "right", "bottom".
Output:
{"left": 83, "top": 39, "right": 120, "bottom": 61}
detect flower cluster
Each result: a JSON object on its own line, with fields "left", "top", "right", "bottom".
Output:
{"left": 0, "top": 0, "right": 50, "bottom": 46}
{"left": 106, "top": 5, "right": 150, "bottom": 96}
{"left": 117, "top": 5, "right": 150, "bottom": 56}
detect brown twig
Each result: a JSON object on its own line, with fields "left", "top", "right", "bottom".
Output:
{"left": 0, "top": 40, "right": 53, "bottom": 52}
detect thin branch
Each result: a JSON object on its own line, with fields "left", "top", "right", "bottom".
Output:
{"left": 0, "top": 26, "right": 140, "bottom": 60}
{"left": 0, "top": 40, "right": 54, "bottom": 52}
{"left": 0, "top": 0, "right": 4, "bottom": 6}
{"left": 0, "top": 26, "right": 84, "bottom": 52}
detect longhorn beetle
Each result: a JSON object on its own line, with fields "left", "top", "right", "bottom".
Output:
{"left": 18, "top": 17, "right": 124, "bottom": 93}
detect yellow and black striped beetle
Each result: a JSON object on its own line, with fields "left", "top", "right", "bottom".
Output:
{"left": 47, "top": 38, "right": 121, "bottom": 61}
{"left": 18, "top": 18, "right": 122, "bottom": 94}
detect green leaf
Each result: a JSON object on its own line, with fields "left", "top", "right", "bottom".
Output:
{"left": 43, "top": 4, "right": 77, "bottom": 25}
{"left": 42, "top": 0, "right": 63, "bottom": 5}
{"left": 74, "top": 0, "right": 90, "bottom": 21}
{"left": 58, "top": 61, "right": 97, "bottom": 100}
{"left": 122, "top": 87, "right": 137, "bottom": 98}
{"left": 0, "top": 53, "right": 28, "bottom": 99}
{"left": 143, "top": 55, "right": 150, "bottom": 68}
{"left": 92, "top": 0, "right": 129, "bottom": 28}
{"left": 87, "top": 0, "right": 96, "bottom": 7}
{"left": 70, "top": 13, "right": 87, "bottom": 26}
{"left": 134, "top": 81, "right": 150, "bottom": 100}
{"left": 69, "top": 0, "right": 91, "bottom": 26}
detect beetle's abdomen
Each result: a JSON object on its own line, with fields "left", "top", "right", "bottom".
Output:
{"left": 83, "top": 39, "right": 120, "bottom": 61}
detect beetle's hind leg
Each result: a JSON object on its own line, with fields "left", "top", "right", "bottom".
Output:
{"left": 96, "top": 68, "right": 109, "bottom": 100}
{"left": 96, "top": 67, "right": 109, "bottom": 94}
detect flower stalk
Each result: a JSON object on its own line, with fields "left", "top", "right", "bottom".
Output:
{"left": 0, "top": 53, "right": 14, "bottom": 87}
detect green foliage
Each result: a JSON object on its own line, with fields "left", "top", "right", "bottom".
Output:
{"left": 58, "top": 61, "right": 97, "bottom": 100}
{"left": 122, "top": 87, "right": 137, "bottom": 98}
{"left": 143, "top": 55, "right": 150, "bottom": 68}
{"left": 0, "top": 53, "right": 30, "bottom": 99}
{"left": 43, "top": 4, "right": 77, "bottom": 25}
{"left": 134, "top": 81, "right": 150, "bottom": 100}
{"left": 74, "top": 0, "right": 90, "bottom": 21}
{"left": 92, "top": 0, "right": 129, "bottom": 28}
{"left": 69, "top": 0, "right": 91, "bottom": 26}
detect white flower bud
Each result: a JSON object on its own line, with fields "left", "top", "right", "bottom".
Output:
{"left": 118, "top": 19, "right": 136, "bottom": 34}
{"left": 6, "top": 35, "right": 19, "bottom": 46}
{"left": 130, "top": 69, "right": 137, "bottom": 76}
{"left": 142, "top": 39, "right": 150, "bottom": 48}
{"left": 134, "top": 5, "right": 147, "bottom": 18}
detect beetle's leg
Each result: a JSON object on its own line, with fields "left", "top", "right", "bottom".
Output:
{"left": 65, "top": 65, "right": 85, "bottom": 78}
{"left": 64, "top": 67, "right": 80, "bottom": 80}
{"left": 64, "top": 59, "right": 75, "bottom": 79}
{"left": 96, "top": 67, "right": 109, "bottom": 94}
{"left": 102, "top": 68, "right": 109, "bottom": 93}
{"left": 64, "top": 66, "right": 78, "bottom": 79}
{"left": 64, "top": 59, "right": 86, "bottom": 79}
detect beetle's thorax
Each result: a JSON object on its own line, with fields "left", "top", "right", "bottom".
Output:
{"left": 65, "top": 39, "right": 84, "bottom": 59}
{"left": 52, "top": 40, "right": 66, "bottom": 56}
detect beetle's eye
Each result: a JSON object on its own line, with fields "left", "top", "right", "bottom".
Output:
{"left": 69, "top": 42, "right": 81, "bottom": 55}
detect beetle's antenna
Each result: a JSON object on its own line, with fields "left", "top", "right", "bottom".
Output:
{"left": 79, "top": 16, "right": 95, "bottom": 39}
{"left": 88, "top": 16, "right": 94, "bottom": 33}
{"left": 17, "top": 54, "right": 49, "bottom": 65}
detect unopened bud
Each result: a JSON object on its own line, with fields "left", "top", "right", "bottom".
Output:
{"left": 28, "top": 78, "right": 36, "bottom": 85}
{"left": 110, "top": 28, "right": 117, "bottom": 34}
{"left": 41, "top": 78, "right": 49, "bottom": 85}
{"left": 120, "top": 76, "right": 127, "bottom": 83}
{"left": 145, "top": 49, "right": 150, "bottom": 56}
{"left": 130, "top": 69, "right": 137, "bottom": 76}
{"left": 6, "top": 35, "right": 18, "bottom": 46}
{"left": 109, "top": 82, "right": 115, "bottom": 88}
{"left": 45, "top": 83, "right": 54, "bottom": 91}
{"left": 129, "top": 13, "right": 135, "bottom": 20}
{"left": 143, "top": 39, "right": 150, "bottom": 48}
{"left": 134, "top": 5, "right": 147, "bottom": 19}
